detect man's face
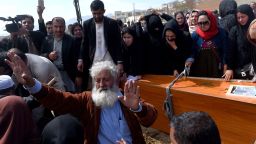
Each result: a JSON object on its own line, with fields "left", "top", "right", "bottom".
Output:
{"left": 52, "top": 20, "right": 65, "bottom": 38}
{"left": 190, "top": 12, "right": 199, "bottom": 25}
{"left": 92, "top": 69, "right": 118, "bottom": 107}
{"left": 94, "top": 69, "right": 114, "bottom": 90}
{"left": 251, "top": 2, "right": 256, "bottom": 9}
{"left": 46, "top": 24, "right": 53, "bottom": 35}
{"left": 21, "top": 18, "right": 34, "bottom": 31}
{"left": 91, "top": 9, "right": 105, "bottom": 23}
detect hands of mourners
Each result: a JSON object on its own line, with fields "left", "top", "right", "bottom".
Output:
{"left": 37, "top": 5, "right": 45, "bottom": 19}
{"left": 252, "top": 75, "right": 256, "bottom": 83}
{"left": 5, "top": 51, "right": 35, "bottom": 87}
{"left": 116, "top": 138, "right": 126, "bottom": 144}
{"left": 222, "top": 70, "right": 233, "bottom": 81}
{"left": 18, "top": 27, "right": 29, "bottom": 36}
{"left": 118, "top": 80, "right": 140, "bottom": 111}
{"left": 48, "top": 51, "right": 58, "bottom": 61}
{"left": 173, "top": 70, "right": 179, "bottom": 77}
{"left": 185, "top": 61, "right": 192, "bottom": 67}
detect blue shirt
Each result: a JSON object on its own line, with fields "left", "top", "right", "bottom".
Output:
{"left": 98, "top": 93, "right": 132, "bottom": 144}
{"left": 26, "top": 80, "right": 133, "bottom": 143}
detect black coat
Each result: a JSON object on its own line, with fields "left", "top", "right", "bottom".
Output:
{"left": 41, "top": 34, "right": 77, "bottom": 81}
{"left": 161, "top": 19, "right": 192, "bottom": 74}
{"left": 219, "top": 0, "right": 237, "bottom": 33}
{"left": 81, "top": 16, "right": 122, "bottom": 68}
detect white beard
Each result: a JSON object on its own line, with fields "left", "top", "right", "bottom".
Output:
{"left": 92, "top": 85, "right": 119, "bottom": 107}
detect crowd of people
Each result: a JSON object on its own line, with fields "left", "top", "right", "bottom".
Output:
{"left": 1, "top": 0, "right": 256, "bottom": 143}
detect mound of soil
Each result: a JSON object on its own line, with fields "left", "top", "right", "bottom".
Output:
{"left": 142, "top": 127, "right": 170, "bottom": 144}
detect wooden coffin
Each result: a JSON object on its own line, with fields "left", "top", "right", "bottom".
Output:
{"left": 138, "top": 75, "right": 256, "bottom": 144}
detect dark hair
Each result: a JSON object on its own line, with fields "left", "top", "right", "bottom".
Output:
{"left": 237, "top": 4, "right": 255, "bottom": 27}
{"left": 52, "top": 17, "right": 66, "bottom": 26}
{"left": 21, "top": 14, "right": 34, "bottom": 23}
{"left": 192, "top": 9, "right": 199, "bottom": 14}
{"left": 198, "top": 10, "right": 209, "bottom": 18}
{"left": 90, "top": 0, "right": 104, "bottom": 11}
{"left": 174, "top": 11, "right": 185, "bottom": 19}
{"left": 46, "top": 21, "right": 52, "bottom": 25}
{"left": 171, "top": 111, "right": 221, "bottom": 144}
{"left": 121, "top": 27, "right": 136, "bottom": 38}
{"left": 71, "top": 22, "right": 83, "bottom": 35}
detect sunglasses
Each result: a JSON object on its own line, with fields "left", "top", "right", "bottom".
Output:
{"left": 198, "top": 21, "right": 210, "bottom": 26}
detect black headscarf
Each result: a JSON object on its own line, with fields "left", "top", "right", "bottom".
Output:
{"left": 237, "top": 4, "right": 255, "bottom": 30}
{"left": 219, "top": 0, "right": 237, "bottom": 18}
{"left": 147, "top": 14, "right": 163, "bottom": 39}
{"left": 162, "top": 19, "right": 182, "bottom": 42}
{"left": 219, "top": 0, "right": 237, "bottom": 32}
{"left": 174, "top": 11, "right": 189, "bottom": 32}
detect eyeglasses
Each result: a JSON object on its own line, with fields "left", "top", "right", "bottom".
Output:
{"left": 198, "top": 21, "right": 210, "bottom": 26}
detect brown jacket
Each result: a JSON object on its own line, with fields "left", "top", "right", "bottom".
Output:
{"left": 34, "top": 85, "right": 158, "bottom": 144}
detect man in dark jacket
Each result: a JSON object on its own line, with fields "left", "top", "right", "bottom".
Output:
{"left": 41, "top": 17, "right": 77, "bottom": 92}
{"left": 78, "top": 0, "right": 123, "bottom": 89}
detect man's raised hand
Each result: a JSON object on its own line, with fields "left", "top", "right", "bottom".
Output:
{"left": 5, "top": 51, "right": 35, "bottom": 87}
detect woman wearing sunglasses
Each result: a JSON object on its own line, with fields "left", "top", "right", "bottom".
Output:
{"left": 188, "top": 10, "right": 232, "bottom": 80}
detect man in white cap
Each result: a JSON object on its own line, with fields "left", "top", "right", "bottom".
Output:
{"left": 0, "top": 75, "right": 39, "bottom": 144}
{"left": 0, "top": 48, "right": 65, "bottom": 133}
{"left": 0, "top": 75, "right": 15, "bottom": 98}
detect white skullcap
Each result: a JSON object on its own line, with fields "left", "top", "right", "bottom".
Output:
{"left": 0, "top": 75, "right": 14, "bottom": 91}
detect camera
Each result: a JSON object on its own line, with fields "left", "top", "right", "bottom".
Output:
{"left": 0, "top": 15, "right": 26, "bottom": 33}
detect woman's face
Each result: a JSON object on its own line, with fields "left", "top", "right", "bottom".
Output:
{"left": 176, "top": 13, "right": 185, "bottom": 26}
{"left": 165, "top": 30, "right": 176, "bottom": 46}
{"left": 237, "top": 12, "right": 249, "bottom": 26}
{"left": 197, "top": 15, "right": 211, "bottom": 32}
{"left": 73, "top": 26, "right": 83, "bottom": 38}
{"left": 122, "top": 33, "right": 134, "bottom": 47}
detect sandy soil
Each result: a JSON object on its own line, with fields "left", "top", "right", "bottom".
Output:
{"left": 142, "top": 127, "right": 170, "bottom": 144}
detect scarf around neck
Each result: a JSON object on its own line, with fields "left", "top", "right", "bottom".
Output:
{"left": 196, "top": 10, "right": 219, "bottom": 40}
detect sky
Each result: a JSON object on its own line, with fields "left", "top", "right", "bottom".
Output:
{"left": 0, "top": 0, "right": 172, "bottom": 36}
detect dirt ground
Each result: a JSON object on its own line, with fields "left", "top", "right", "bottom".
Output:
{"left": 142, "top": 127, "right": 170, "bottom": 144}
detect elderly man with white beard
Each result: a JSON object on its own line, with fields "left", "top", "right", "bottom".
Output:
{"left": 5, "top": 51, "right": 158, "bottom": 144}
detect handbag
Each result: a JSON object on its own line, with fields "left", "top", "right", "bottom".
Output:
{"left": 235, "top": 63, "right": 254, "bottom": 79}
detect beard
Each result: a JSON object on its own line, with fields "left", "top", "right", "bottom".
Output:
{"left": 92, "top": 85, "right": 119, "bottom": 108}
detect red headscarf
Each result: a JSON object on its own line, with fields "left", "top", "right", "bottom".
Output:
{"left": 196, "top": 10, "right": 219, "bottom": 40}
